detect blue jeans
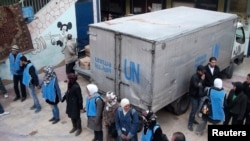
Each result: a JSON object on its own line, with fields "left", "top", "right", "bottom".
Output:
{"left": 188, "top": 97, "right": 199, "bottom": 126}
{"left": 51, "top": 104, "right": 60, "bottom": 120}
{"left": 28, "top": 84, "right": 41, "bottom": 110}
{"left": 0, "top": 77, "right": 7, "bottom": 95}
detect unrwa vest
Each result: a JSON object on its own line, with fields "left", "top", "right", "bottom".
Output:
{"left": 141, "top": 124, "right": 159, "bottom": 141}
{"left": 42, "top": 77, "right": 56, "bottom": 102}
{"left": 86, "top": 94, "right": 101, "bottom": 116}
{"left": 9, "top": 53, "right": 22, "bottom": 75}
{"left": 23, "top": 63, "right": 38, "bottom": 86}
{"left": 209, "top": 89, "right": 226, "bottom": 121}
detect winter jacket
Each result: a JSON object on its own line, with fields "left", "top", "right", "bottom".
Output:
{"left": 62, "top": 39, "right": 77, "bottom": 64}
{"left": 204, "top": 64, "right": 221, "bottom": 87}
{"left": 23, "top": 62, "right": 39, "bottom": 86}
{"left": 62, "top": 82, "right": 83, "bottom": 119}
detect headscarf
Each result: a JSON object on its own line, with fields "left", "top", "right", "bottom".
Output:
{"left": 86, "top": 84, "right": 98, "bottom": 97}
{"left": 105, "top": 91, "right": 117, "bottom": 110}
{"left": 120, "top": 98, "right": 130, "bottom": 108}
{"left": 67, "top": 73, "right": 77, "bottom": 88}
{"left": 43, "top": 66, "right": 56, "bottom": 86}
{"left": 214, "top": 78, "right": 223, "bottom": 89}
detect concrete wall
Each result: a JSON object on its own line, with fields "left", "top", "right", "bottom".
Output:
{"left": 0, "top": 0, "right": 77, "bottom": 80}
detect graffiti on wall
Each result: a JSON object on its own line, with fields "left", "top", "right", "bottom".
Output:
{"left": 31, "top": 21, "right": 73, "bottom": 55}
{"left": 0, "top": 3, "right": 33, "bottom": 62}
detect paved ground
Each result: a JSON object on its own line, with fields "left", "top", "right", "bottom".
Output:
{"left": 0, "top": 57, "right": 249, "bottom": 141}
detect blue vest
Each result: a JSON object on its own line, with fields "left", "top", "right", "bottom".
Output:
{"left": 23, "top": 63, "right": 38, "bottom": 86}
{"left": 141, "top": 124, "right": 159, "bottom": 141}
{"left": 9, "top": 53, "right": 22, "bottom": 75}
{"left": 42, "top": 77, "right": 60, "bottom": 102}
{"left": 86, "top": 93, "right": 101, "bottom": 116}
{"left": 209, "top": 89, "right": 226, "bottom": 121}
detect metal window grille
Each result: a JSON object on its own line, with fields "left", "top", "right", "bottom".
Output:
{"left": 0, "top": 0, "right": 50, "bottom": 14}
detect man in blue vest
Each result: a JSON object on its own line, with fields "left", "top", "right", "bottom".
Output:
{"left": 20, "top": 56, "right": 41, "bottom": 113}
{"left": 9, "top": 45, "right": 27, "bottom": 101}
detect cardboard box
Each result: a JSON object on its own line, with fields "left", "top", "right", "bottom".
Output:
{"left": 79, "top": 56, "right": 90, "bottom": 70}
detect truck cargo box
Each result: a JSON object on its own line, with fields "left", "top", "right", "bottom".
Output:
{"left": 88, "top": 7, "right": 238, "bottom": 113}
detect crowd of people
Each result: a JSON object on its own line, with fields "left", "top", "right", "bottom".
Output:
{"left": 187, "top": 57, "right": 250, "bottom": 136}
{"left": 2, "top": 43, "right": 250, "bottom": 140}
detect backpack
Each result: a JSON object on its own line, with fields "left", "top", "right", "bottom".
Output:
{"left": 199, "top": 88, "right": 212, "bottom": 116}
{"left": 153, "top": 124, "right": 169, "bottom": 141}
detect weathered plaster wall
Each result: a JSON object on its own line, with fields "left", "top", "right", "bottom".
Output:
{"left": 0, "top": 0, "right": 77, "bottom": 80}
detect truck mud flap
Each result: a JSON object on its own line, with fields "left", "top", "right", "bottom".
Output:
{"left": 165, "top": 93, "right": 190, "bottom": 115}
{"left": 223, "top": 63, "right": 234, "bottom": 79}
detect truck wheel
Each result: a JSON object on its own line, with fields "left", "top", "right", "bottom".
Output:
{"left": 165, "top": 93, "right": 190, "bottom": 115}
{"left": 225, "top": 63, "right": 234, "bottom": 79}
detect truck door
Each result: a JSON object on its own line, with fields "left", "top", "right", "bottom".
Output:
{"left": 118, "top": 35, "right": 153, "bottom": 110}
{"left": 232, "top": 22, "right": 245, "bottom": 64}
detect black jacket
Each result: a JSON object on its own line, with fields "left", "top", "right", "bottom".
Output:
{"left": 204, "top": 64, "right": 220, "bottom": 87}
{"left": 225, "top": 89, "right": 247, "bottom": 120}
{"left": 62, "top": 82, "right": 83, "bottom": 119}
{"left": 189, "top": 73, "right": 205, "bottom": 98}
{"left": 243, "top": 81, "right": 250, "bottom": 112}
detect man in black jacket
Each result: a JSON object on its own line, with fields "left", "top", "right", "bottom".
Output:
{"left": 243, "top": 74, "right": 250, "bottom": 125}
{"left": 224, "top": 82, "right": 247, "bottom": 125}
{"left": 204, "top": 57, "right": 221, "bottom": 87}
{"left": 187, "top": 65, "right": 206, "bottom": 131}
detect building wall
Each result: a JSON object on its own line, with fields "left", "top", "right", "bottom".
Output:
{"left": 0, "top": 0, "right": 77, "bottom": 80}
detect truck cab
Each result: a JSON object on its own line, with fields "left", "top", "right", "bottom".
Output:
{"left": 223, "top": 21, "right": 246, "bottom": 78}
{"left": 232, "top": 22, "right": 245, "bottom": 64}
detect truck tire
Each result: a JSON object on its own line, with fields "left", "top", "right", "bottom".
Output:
{"left": 165, "top": 93, "right": 190, "bottom": 115}
{"left": 225, "top": 63, "right": 234, "bottom": 79}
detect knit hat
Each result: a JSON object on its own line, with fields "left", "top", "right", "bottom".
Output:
{"left": 86, "top": 84, "right": 98, "bottom": 96}
{"left": 12, "top": 45, "right": 19, "bottom": 51}
{"left": 120, "top": 98, "right": 130, "bottom": 108}
{"left": 214, "top": 78, "right": 222, "bottom": 89}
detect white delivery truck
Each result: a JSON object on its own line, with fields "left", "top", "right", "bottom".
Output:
{"left": 224, "top": 22, "right": 246, "bottom": 78}
{"left": 76, "top": 7, "right": 245, "bottom": 115}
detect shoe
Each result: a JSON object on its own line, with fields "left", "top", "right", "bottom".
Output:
{"left": 194, "top": 120, "right": 199, "bottom": 124}
{"left": 35, "top": 108, "right": 41, "bottom": 113}
{"left": 13, "top": 97, "right": 20, "bottom": 101}
{"left": 75, "top": 129, "right": 82, "bottom": 136}
{"left": 30, "top": 105, "right": 36, "bottom": 110}
{"left": 188, "top": 125, "right": 193, "bottom": 131}
{"left": 4, "top": 94, "right": 8, "bottom": 98}
{"left": 0, "top": 111, "right": 10, "bottom": 116}
{"left": 52, "top": 119, "right": 60, "bottom": 124}
{"left": 21, "top": 97, "right": 26, "bottom": 102}
{"left": 49, "top": 117, "right": 55, "bottom": 122}
{"left": 69, "top": 128, "right": 77, "bottom": 133}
